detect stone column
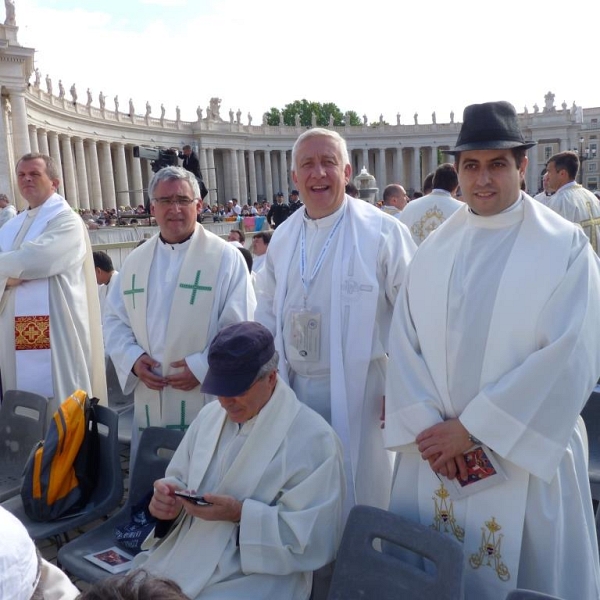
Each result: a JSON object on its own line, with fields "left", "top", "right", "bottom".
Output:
{"left": 28, "top": 126, "right": 39, "bottom": 153}
{"left": 9, "top": 90, "right": 31, "bottom": 161}
{"left": 248, "top": 150, "right": 257, "bottom": 206}
{"left": 47, "top": 131, "right": 65, "bottom": 196}
{"left": 411, "top": 147, "right": 421, "bottom": 193}
{"left": 378, "top": 147, "right": 386, "bottom": 190}
{"left": 229, "top": 149, "right": 240, "bottom": 201}
{"left": 199, "top": 148, "right": 209, "bottom": 202}
{"left": 127, "top": 146, "right": 144, "bottom": 208}
{"left": 361, "top": 148, "right": 369, "bottom": 172}
{"left": 429, "top": 145, "right": 438, "bottom": 174}
{"left": 37, "top": 129, "right": 50, "bottom": 156}
{"left": 73, "top": 138, "right": 90, "bottom": 210}
{"left": 279, "top": 150, "right": 288, "bottom": 197}
{"left": 60, "top": 135, "right": 78, "bottom": 207}
{"left": 98, "top": 141, "right": 116, "bottom": 210}
{"left": 113, "top": 143, "right": 129, "bottom": 209}
{"left": 393, "top": 148, "right": 404, "bottom": 184}
{"left": 264, "top": 150, "right": 273, "bottom": 202}
{"left": 207, "top": 149, "right": 217, "bottom": 205}
{"left": 255, "top": 152, "right": 264, "bottom": 199}
{"left": 272, "top": 154, "right": 280, "bottom": 196}
{"left": 0, "top": 99, "right": 15, "bottom": 206}
{"left": 85, "top": 140, "right": 103, "bottom": 211}
{"left": 237, "top": 150, "right": 247, "bottom": 204}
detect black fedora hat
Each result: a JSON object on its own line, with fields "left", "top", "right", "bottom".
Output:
{"left": 446, "top": 101, "right": 536, "bottom": 155}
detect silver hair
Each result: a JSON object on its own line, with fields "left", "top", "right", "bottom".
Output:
{"left": 253, "top": 351, "right": 279, "bottom": 382}
{"left": 291, "top": 128, "right": 350, "bottom": 172}
{"left": 148, "top": 166, "right": 200, "bottom": 203}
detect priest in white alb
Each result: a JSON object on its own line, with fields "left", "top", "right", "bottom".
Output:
{"left": 104, "top": 166, "right": 255, "bottom": 435}
{"left": 0, "top": 153, "right": 106, "bottom": 411}
{"left": 255, "top": 128, "right": 416, "bottom": 521}
{"left": 545, "top": 150, "right": 600, "bottom": 255}
{"left": 136, "top": 322, "right": 345, "bottom": 600}
{"left": 385, "top": 102, "right": 600, "bottom": 600}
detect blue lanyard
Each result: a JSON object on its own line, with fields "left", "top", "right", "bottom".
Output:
{"left": 300, "top": 211, "right": 344, "bottom": 303}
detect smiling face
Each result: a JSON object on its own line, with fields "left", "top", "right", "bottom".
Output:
{"left": 456, "top": 149, "right": 526, "bottom": 216}
{"left": 150, "top": 178, "right": 200, "bottom": 243}
{"left": 292, "top": 134, "right": 351, "bottom": 219}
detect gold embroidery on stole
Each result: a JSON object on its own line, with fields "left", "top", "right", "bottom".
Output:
{"left": 469, "top": 517, "right": 510, "bottom": 581}
{"left": 15, "top": 315, "right": 50, "bottom": 350}
{"left": 431, "top": 483, "right": 465, "bottom": 542}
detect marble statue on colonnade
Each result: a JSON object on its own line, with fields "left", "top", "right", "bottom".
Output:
{"left": 207, "top": 97, "right": 222, "bottom": 121}
{"left": 4, "top": 0, "right": 15, "bottom": 26}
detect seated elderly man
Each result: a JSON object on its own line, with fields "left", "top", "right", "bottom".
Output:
{"left": 134, "top": 321, "right": 345, "bottom": 600}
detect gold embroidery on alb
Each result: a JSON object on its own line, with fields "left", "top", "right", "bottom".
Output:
{"left": 411, "top": 205, "right": 445, "bottom": 242}
{"left": 431, "top": 483, "right": 465, "bottom": 542}
{"left": 469, "top": 517, "right": 510, "bottom": 581}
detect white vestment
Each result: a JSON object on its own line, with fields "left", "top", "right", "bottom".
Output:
{"left": 256, "top": 196, "right": 416, "bottom": 515}
{"left": 0, "top": 204, "right": 17, "bottom": 230}
{"left": 0, "top": 194, "right": 106, "bottom": 410}
{"left": 104, "top": 224, "right": 255, "bottom": 429}
{"left": 135, "top": 378, "right": 345, "bottom": 600}
{"left": 385, "top": 195, "right": 600, "bottom": 599}
{"left": 398, "top": 189, "right": 462, "bottom": 245}
{"left": 546, "top": 180, "right": 600, "bottom": 254}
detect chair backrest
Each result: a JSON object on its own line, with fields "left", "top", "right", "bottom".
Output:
{"left": 505, "top": 589, "right": 564, "bottom": 599}
{"left": 328, "top": 505, "right": 464, "bottom": 600}
{"left": 128, "top": 427, "right": 185, "bottom": 507}
{"left": 0, "top": 390, "right": 48, "bottom": 465}
{"left": 86, "top": 404, "right": 124, "bottom": 510}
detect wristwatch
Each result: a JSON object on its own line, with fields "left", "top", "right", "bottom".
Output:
{"left": 468, "top": 433, "right": 482, "bottom": 446}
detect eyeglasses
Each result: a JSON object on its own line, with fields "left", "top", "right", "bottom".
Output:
{"left": 153, "top": 196, "right": 196, "bottom": 207}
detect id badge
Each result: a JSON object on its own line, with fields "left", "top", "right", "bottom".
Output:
{"left": 289, "top": 309, "right": 321, "bottom": 362}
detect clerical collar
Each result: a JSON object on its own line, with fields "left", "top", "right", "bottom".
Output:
{"left": 467, "top": 195, "right": 524, "bottom": 229}
{"left": 303, "top": 197, "right": 346, "bottom": 225}
{"left": 159, "top": 232, "right": 194, "bottom": 247}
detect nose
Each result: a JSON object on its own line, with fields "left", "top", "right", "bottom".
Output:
{"left": 476, "top": 167, "right": 492, "bottom": 186}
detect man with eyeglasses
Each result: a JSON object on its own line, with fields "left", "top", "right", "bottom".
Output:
{"left": 104, "top": 166, "right": 256, "bottom": 447}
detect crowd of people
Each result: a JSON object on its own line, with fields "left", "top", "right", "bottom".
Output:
{"left": 2, "top": 100, "right": 600, "bottom": 600}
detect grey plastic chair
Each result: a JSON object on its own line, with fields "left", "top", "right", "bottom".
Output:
{"left": 0, "top": 390, "right": 48, "bottom": 502}
{"left": 327, "top": 505, "right": 464, "bottom": 600}
{"left": 506, "top": 589, "right": 564, "bottom": 599}
{"left": 1, "top": 404, "right": 124, "bottom": 545}
{"left": 57, "top": 426, "right": 184, "bottom": 582}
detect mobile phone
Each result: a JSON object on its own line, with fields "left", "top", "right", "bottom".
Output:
{"left": 173, "top": 490, "right": 212, "bottom": 505}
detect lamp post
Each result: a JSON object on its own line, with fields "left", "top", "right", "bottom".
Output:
{"left": 575, "top": 137, "right": 597, "bottom": 185}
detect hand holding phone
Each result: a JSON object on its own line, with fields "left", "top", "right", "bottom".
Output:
{"left": 173, "top": 490, "right": 212, "bottom": 506}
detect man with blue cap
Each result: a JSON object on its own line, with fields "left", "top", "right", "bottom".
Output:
{"left": 385, "top": 101, "right": 600, "bottom": 599}
{"left": 135, "top": 321, "right": 345, "bottom": 600}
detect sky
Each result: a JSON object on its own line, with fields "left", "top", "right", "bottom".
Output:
{"left": 14, "top": 0, "right": 600, "bottom": 127}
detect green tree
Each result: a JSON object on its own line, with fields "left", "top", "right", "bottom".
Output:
{"left": 266, "top": 100, "right": 362, "bottom": 127}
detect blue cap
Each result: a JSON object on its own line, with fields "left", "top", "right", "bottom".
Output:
{"left": 201, "top": 322, "right": 275, "bottom": 397}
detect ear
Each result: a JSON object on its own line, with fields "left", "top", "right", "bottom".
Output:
{"left": 150, "top": 202, "right": 156, "bottom": 217}
{"left": 519, "top": 155, "right": 528, "bottom": 179}
{"left": 344, "top": 163, "right": 352, "bottom": 184}
{"left": 292, "top": 170, "right": 298, "bottom": 185}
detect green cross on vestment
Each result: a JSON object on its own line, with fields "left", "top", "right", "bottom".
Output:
{"left": 179, "top": 270, "right": 213, "bottom": 305}
{"left": 165, "top": 401, "right": 189, "bottom": 432}
{"left": 124, "top": 274, "right": 145, "bottom": 309}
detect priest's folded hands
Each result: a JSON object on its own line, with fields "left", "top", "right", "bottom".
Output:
{"left": 416, "top": 418, "right": 472, "bottom": 480}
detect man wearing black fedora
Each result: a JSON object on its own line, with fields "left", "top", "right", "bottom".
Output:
{"left": 135, "top": 321, "right": 345, "bottom": 600}
{"left": 384, "top": 101, "right": 600, "bottom": 599}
